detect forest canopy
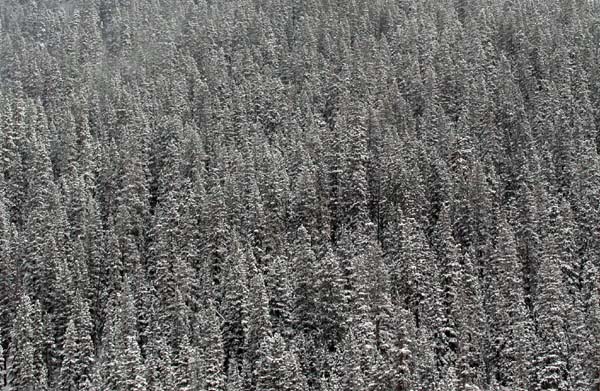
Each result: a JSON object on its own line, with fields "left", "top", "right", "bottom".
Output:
{"left": 1, "top": 0, "right": 600, "bottom": 390}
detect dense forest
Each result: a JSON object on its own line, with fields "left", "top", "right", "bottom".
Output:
{"left": 1, "top": 0, "right": 600, "bottom": 390}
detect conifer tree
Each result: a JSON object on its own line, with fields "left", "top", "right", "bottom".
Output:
{"left": 243, "top": 256, "right": 273, "bottom": 389}
{"left": 394, "top": 216, "right": 441, "bottom": 333}
{"left": 585, "top": 262, "right": 600, "bottom": 390}
{"left": 0, "top": 92, "right": 26, "bottom": 225}
{"left": 532, "top": 234, "right": 570, "bottom": 391}
{"left": 98, "top": 292, "right": 122, "bottom": 391}
{"left": 0, "top": 334, "right": 5, "bottom": 390}
{"left": 144, "top": 316, "right": 175, "bottom": 391}
{"left": 315, "top": 246, "right": 346, "bottom": 351}
{"left": 119, "top": 334, "right": 147, "bottom": 391}
{"left": 7, "top": 293, "right": 48, "bottom": 390}
{"left": 487, "top": 213, "right": 533, "bottom": 390}
{"left": 198, "top": 301, "right": 226, "bottom": 391}
{"left": 203, "top": 180, "right": 231, "bottom": 288}
{"left": 455, "top": 250, "right": 486, "bottom": 390}
{"left": 288, "top": 148, "right": 320, "bottom": 239}
{"left": 431, "top": 203, "right": 461, "bottom": 367}
{"left": 266, "top": 255, "right": 294, "bottom": 337}
{"left": 291, "top": 225, "right": 319, "bottom": 334}
{"left": 58, "top": 291, "right": 94, "bottom": 391}
{"left": 256, "top": 333, "right": 306, "bottom": 391}
{"left": 221, "top": 243, "right": 249, "bottom": 371}
{"left": 173, "top": 334, "right": 197, "bottom": 391}
{"left": 0, "top": 194, "right": 18, "bottom": 348}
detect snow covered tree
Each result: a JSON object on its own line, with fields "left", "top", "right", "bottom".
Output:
{"left": 266, "top": 254, "right": 294, "bottom": 337}
{"left": 255, "top": 333, "right": 306, "bottom": 391}
{"left": 58, "top": 291, "right": 94, "bottom": 391}
{"left": 532, "top": 235, "right": 570, "bottom": 391}
{"left": 315, "top": 246, "right": 346, "bottom": 351}
{"left": 7, "top": 293, "right": 48, "bottom": 390}
{"left": 145, "top": 330, "right": 174, "bottom": 391}
{"left": 197, "top": 301, "right": 226, "bottom": 391}
{"left": 243, "top": 257, "right": 273, "bottom": 389}
{"left": 118, "top": 335, "right": 147, "bottom": 391}
{"left": 221, "top": 242, "right": 249, "bottom": 371}
{"left": 487, "top": 213, "right": 534, "bottom": 390}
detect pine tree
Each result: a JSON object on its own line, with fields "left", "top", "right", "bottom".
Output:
{"left": 315, "top": 246, "right": 346, "bottom": 351}
{"left": 98, "top": 277, "right": 148, "bottom": 391}
{"left": 585, "top": 262, "right": 600, "bottom": 390}
{"left": 487, "top": 213, "right": 533, "bottom": 390}
{"left": 59, "top": 320, "right": 84, "bottom": 391}
{"left": 291, "top": 225, "right": 319, "bottom": 334}
{"left": 389, "top": 306, "right": 417, "bottom": 391}
{"left": 7, "top": 293, "right": 48, "bottom": 390}
{"left": 533, "top": 235, "right": 570, "bottom": 391}
{"left": 255, "top": 333, "right": 306, "bottom": 391}
{"left": 455, "top": 250, "right": 486, "bottom": 390}
{"left": 58, "top": 291, "right": 94, "bottom": 391}
{"left": 0, "top": 193, "right": 18, "bottom": 352}
{"left": 256, "top": 142, "right": 289, "bottom": 255}
{"left": 21, "top": 104, "right": 65, "bottom": 313}
{"left": 173, "top": 334, "right": 196, "bottom": 391}
{"left": 114, "top": 122, "right": 151, "bottom": 262}
{"left": 243, "top": 257, "right": 273, "bottom": 390}
{"left": 197, "top": 301, "right": 225, "bottom": 391}
{"left": 393, "top": 216, "right": 441, "bottom": 334}
{"left": 147, "top": 134, "right": 195, "bottom": 344}
{"left": 357, "top": 227, "right": 395, "bottom": 361}
{"left": 203, "top": 180, "right": 231, "bottom": 288}
{"left": 119, "top": 335, "right": 147, "bottom": 391}
{"left": 98, "top": 292, "right": 122, "bottom": 391}
{"left": 266, "top": 255, "right": 294, "bottom": 337}
{"left": 145, "top": 328, "right": 175, "bottom": 391}
{"left": 0, "top": 334, "right": 5, "bottom": 390}
{"left": 413, "top": 328, "right": 440, "bottom": 391}
{"left": 77, "top": 1, "right": 103, "bottom": 67}
{"left": 221, "top": 243, "right": 249, "bottom": 371}
{"left": 288, "top": 147, "right": 320, "bottom": 239}
{"left": 0, "top": 92, "right": 26, "bottom": 225}
{"left": 431, "top": 203, "right": 461, "bottom": 369}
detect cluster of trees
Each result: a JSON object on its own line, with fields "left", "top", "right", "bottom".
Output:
{"left": 1, "top": 0, "right": 600, "bottom": 389}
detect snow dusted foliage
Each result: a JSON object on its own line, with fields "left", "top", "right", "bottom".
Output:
{"left": 1, "top": 0, "right": 600, "bottom": 390}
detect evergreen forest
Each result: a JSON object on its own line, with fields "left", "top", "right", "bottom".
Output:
{"left": 1, "top": 0, "right": 600, "bottom": 390}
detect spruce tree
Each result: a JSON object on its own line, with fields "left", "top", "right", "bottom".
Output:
{"left": 198, "top": 301, "right": 226, "bottom": 391}
{"left": 221, "top": 242, "right": 249, "bottom": 372}
{"left": 7, "top": 293, "right": 48, "bottom": 390}
{"left": 487, "top": 213, "right": 534, "bottom": 390}
{"left": 58, "top": 291, "right": 94, "bottom": 391}
{"left": 533, "top": 235, "right": 570, "bottom": 391}
{"left": 144, "top": 320, "right": 175, "bottom": 391}
{"left": 256, "top": 333, "right": 306, "bottom": 391}
{"left": 291, "top": 225, "right": 319, "bottom": 334}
